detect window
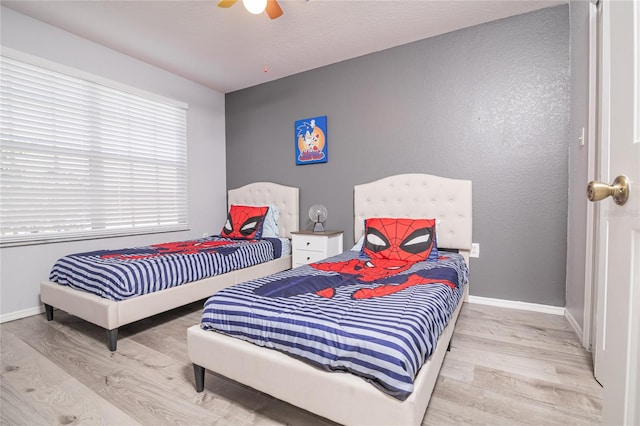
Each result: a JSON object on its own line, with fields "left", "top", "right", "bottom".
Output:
{"left": 0, "top": 51, "right": 188, "bottom": 246}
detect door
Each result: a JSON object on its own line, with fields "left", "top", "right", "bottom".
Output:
{"left": 592, "top": 0, "right": 640, "bottom": 424}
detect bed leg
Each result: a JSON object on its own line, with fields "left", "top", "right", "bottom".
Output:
{"left": 44, "top": 304, "right": 54, "bottom": 321}
{"left": 447, "top": 340, "right": 452, "bottom": 352}
{"left": 107, "top": 329, "right": 118, "bottom": 352}
{"left": 193, "top": 364, "right": 205, "bottom": 392}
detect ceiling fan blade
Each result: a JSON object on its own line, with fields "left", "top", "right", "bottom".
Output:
{"left": 217, "top": 0, "right": 238, "bottom": 8}
{"left": 265, "top": 0, "right": 283, "bottom": 19}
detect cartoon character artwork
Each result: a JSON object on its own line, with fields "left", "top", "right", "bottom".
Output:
{"left": 94, "top": 239, "right": 251, "bottom": 261}
{"left": 363, "top": 217, "right": 437, "bottom": 262}
{"left": 221, "top": 205, "right": 269, "bottom": 240}
{"left": 253, "top": 257, "right": 458, "bottom": 300}
{"left": 295, "top": 116, "right": 327, "bottom": 165}
{"left": 254, "top": 216, "right": 454, "bottom": 300}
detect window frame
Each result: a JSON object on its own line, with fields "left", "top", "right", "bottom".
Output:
{"left": 0, "top": 48, "right": 190, "bottom": 247}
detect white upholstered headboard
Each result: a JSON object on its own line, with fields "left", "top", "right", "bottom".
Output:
{"left": 354, "top": 173, "right": 472, "bottom": 252}
{"left": 228, "top": 182, "right": 299, "bottom": 239}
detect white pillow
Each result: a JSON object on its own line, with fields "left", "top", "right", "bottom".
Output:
{"left": 261, "top": 205, "right": 280, "bottom": 238}
{"left": 351, "top": 235, "right": 364, "bottom": 251}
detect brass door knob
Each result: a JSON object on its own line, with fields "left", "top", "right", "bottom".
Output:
{"left": 587, "top": 175, "right": 629, "bottom": 206}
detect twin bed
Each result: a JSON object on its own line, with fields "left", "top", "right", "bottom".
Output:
{"left": 41, "top": 181, "right": 299, "bottom": 351}
{"left": 42, "top": 173, "right": 472, "bottom": 425}
{"left": 188, "top": 173, "right": 472, "bottom": 425}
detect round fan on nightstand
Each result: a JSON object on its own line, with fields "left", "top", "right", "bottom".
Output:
{"left": 309, "top": 204, "right": 328, "bottom": 232}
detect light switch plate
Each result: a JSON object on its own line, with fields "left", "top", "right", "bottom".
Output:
{"left": 470, "top": 243, "right": 480, "bottom": 258}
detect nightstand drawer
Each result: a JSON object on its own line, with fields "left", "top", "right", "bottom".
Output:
{"left": 293, "top": 250, "right": 329, "bottom": 265}
{"left": 292, "top": 235, "right": 327, "bottom": 252}
{"left": 290, "top": 230, "right": 344, "bottom": 266}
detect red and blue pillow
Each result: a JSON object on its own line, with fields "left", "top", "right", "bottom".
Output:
{"left": 221, "top": 205, "right": 269, "bottom": 239}
{"left": 362, "top": 217, "right": 438, "bottom": 262}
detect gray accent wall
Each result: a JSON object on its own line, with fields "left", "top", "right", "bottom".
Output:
{"left": 226, "top": 6, "right": 571, "bottom": 306}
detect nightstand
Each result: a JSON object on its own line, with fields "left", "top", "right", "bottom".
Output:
{"left": 291, "top": 230, "right": 344, "bottom": 267}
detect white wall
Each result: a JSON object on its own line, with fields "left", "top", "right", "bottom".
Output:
{"left": 0, "top": 7, "right": 227, "bottom": 320}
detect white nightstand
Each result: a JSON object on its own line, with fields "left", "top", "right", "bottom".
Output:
{"left": 291, "top": 230, "right": 344, "bottom": 267}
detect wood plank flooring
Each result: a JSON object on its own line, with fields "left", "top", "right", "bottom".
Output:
{"left": 0, "top": 302, "right": 602, "bottom": 425}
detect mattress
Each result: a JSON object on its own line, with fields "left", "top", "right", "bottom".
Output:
{"left": 49, "top": 236, "right": 288, "bottom": 301}
{"left": 200, "top": 250, "right": 468, "bottom": 400}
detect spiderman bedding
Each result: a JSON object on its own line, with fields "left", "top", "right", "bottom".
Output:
{"left": 200, "top": 250, "right": 468, "bottom": 400}
{"left": 49, "top": 236, "right": 283, "bottom": 301}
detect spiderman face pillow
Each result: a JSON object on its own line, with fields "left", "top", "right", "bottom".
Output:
{"left": 362, "top": 217, "right": 437, "bottom": 262}
{"left": 221, "top": 205, "right": 269, "bottom": 239}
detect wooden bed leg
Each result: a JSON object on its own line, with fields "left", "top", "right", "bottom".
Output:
{"left": 193, "top": 364, "right": 205, "bottom": 392}
{"left": 107, "top": 329, "right": 118, "bottom": 352}
{"left": 44, "top": 304, "right": 54, "bottom": 321}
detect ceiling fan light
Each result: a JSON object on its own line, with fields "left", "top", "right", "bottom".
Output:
{"left": 242, "top": 0, "right": 267, "bottom": 14}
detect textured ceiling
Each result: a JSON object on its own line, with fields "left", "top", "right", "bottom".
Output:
{"left": 2, "top": 0, "right": 566, "bottom": 93}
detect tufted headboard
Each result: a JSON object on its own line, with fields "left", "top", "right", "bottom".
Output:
{"left": 354, "top": 174, "right": 472, "bottom": 255}
{"left": 228, "top": 182, "right": 299, "bottom": 239}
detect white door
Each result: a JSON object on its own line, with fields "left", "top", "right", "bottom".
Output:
{"left": 592, "top": 0, "right": 640, "bottom": 425}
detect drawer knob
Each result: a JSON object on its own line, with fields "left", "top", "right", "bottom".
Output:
{"left": 306, "top": 242, "right": 310, "bottom": 246}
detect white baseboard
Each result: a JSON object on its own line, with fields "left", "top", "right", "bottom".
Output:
{"left": 467, "top": 295, "right": 565, "bottom": 316}
{"left": 564, "top": 309, "right": 587, "bottom": 348}
{"left": 1, "top": 305, "right": 44, "bottom": 324}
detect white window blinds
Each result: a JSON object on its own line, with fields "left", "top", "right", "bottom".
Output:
{"left": 0, "top": 53, "right": 188, "bottom": 245}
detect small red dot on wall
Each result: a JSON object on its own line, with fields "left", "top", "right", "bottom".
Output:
{"left": 264, "top": 65, "right": 268, "bottom": 73}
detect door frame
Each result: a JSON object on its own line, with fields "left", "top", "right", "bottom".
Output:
{"left": 583, "top": 0, "right": 598, "bottom": 351}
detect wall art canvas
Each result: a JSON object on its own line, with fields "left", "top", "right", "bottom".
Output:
{"left": 295, "top": 115, "right": 327, "bottom": 165}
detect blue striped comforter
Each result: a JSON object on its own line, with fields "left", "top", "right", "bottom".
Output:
{"left": 49, "top": 236, "right": 283, "bottom": 301}
{"left": 201, "top": 250, "right": 468, "bottom": 400}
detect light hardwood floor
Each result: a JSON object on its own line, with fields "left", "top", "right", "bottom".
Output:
{"left": 1, "top": 302, "right": 602, "bottom": 425}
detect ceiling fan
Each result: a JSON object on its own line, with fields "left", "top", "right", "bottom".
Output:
{"left": 217, "top": 0, "right": 284, "bottom": 19}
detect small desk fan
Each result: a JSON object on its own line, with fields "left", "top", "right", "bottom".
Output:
{"left": 309, "top": 204, "right": 328, "bottom": 232}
